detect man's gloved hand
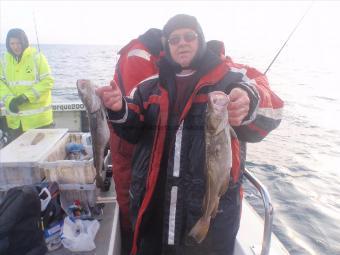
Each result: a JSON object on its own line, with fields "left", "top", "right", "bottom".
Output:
{"left": 9, "top": 94, "right": 29, "bottom": 113}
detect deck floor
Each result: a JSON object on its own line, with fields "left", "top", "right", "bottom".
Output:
{"left": 49, "top": 184, "right": 119, "bottom": 255}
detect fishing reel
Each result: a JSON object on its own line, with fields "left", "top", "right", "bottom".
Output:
{"left": 0, "top": 104, "right": 10, "bottom": 149}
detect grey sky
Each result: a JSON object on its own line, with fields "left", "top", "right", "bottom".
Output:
{"left": 1, "top": 1, "right": 318, "bottom": 46}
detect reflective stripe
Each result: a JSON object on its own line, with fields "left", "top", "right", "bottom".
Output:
{"left": 107, "top": 99, "right": 128, "bottom": 124}
{"left": 34, "top": 53, "right": 40, "bottom": 82}
{"left": 167, "top": 124, "right": 183, "bottom": 244}
{"left": 6, "top": 105, "right": 52, "bottom": 116}
{"left": 128, "top": 87, "right": 138, "bottom": 99}
{"left": 168, "top": 186, "right": 178, "bottom": 245}
{"left": 229, "top": 66, "right": 260, "bottom": 125}
{"left": 230, "top": 66, "right": 255, "bottom": 83}
{"left": 7, "top": 80, "right": 36, "bottom": 86}
{"left": 127, "top": 49, "right": 151, "bottom": 61}
{"left": 31, "top": 87, "right": 40, "bottom": 100}
{"left": 40, "top": 73, "right": 50, "bottom": 79}
{"left": 136, "top": 74, "right": 159, "bottom": 87}
{"left": 173, "top": 123, "right": 183, "bottom": 177}
{"left": 257, "top": 107, "right": 283, "bottom": 120}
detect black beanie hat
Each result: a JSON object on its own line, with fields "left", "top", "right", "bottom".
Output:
{"left": 6, "top": 28, "right": 29, "bottom": 56}
{"left": 163, "top": 14, "right": 206, "bottom": 71}
{"left": 138, "top": 28, "right": 163, "bottom": 56}
{"left": 207, "top": 40, "right": 226, "bottom": 56}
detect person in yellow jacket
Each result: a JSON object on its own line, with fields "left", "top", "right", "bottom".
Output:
{"left": 0, "top": 28, "right": 54, "bottom": 142}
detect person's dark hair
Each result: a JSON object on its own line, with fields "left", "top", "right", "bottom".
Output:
{"left": 162, "top": 14, "right": 206, "bottom": 71}
{"left": 6, "top": 28, "right": 29, "bottom": 56}
{"left": 207, "top": 40, "right": 225, "bottom": 56}
{"left": 138, "top": 28, "right": 163, "bottom": 56}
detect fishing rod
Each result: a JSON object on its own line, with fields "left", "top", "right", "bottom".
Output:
{"left": 0, "top": 1, "right": 2, "bottom": 48}
{"left": 264, "top": 2, "right": 314, "bottom": 75}
{"left": 32, "top": 11, "right": 41, "bottom": 52}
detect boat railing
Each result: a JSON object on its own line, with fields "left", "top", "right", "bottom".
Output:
{"left": 243, "top": 168, "right": 274, "bottom": 255}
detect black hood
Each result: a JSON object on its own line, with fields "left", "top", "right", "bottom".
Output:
{"left": 162, "top": 14, "right": 207, "bottom": 72}
{"left": 6, "top": 28, "right": 29, "bottom": 58}
{"left": 138, "top": 28, "right": 163, "bottom": 57}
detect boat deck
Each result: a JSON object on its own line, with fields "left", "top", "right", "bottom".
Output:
{"left": 235, "top": 200, "right": 289, "bottom": 255}
{"left": 49, "top": 189, "right": 120, "bottom": 255}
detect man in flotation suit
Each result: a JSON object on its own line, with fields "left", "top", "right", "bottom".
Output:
{"left": 98, "top": 14, "right": 283, "bottom": 255}
{"left": 108, "top": 28, "right": 163, "bottom": 254}
{"left": 0, "top": 28, "right": 54, "bottom": 143}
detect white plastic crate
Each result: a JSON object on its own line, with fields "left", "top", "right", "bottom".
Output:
{"left": 58, "top": 183, "right": 97, "bottom": 215}
{"left": 40, "top": 133, "right": 96, "bottom": 184}
{"left": 0, "top": 129, "right": 68, "bottom": 187}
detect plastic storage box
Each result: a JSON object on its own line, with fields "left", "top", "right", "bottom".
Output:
{"left": 0, "top": 129, "right": 68, "bottom": 202}
{"left": 40, "top": 133, "right": 96, "bottom": 184}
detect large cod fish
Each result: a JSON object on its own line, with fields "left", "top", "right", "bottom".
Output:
{"left": 189, "top": 91, "right": 234, "bottom": 243}
{"left": 76, "top": 79, "right": 110, "bottom": 189}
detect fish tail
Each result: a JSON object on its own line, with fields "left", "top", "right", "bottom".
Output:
{"left": 188, "top": 217, "right": 211, "bottom": 243}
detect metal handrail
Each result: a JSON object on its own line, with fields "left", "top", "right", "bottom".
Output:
{"left": 244, "top": 168, "right": 274, "bottom": 255}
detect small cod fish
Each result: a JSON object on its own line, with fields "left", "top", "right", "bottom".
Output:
{"left": 189, "top": 91, "right": 234, "bottom": 243}
{"left": 76, "top": 79, "right": 110, "bottom": 189}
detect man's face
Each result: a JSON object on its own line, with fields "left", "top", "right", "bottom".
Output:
{"left": 168, "top": 28, "right": 199, "bottom": 68}
{"left": 9, "top": 38, "right": 23, "bottom": 57}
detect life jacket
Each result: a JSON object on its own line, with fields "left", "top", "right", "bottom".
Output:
{"left": 109, "top": 29, "right": 162, "bottom": 237}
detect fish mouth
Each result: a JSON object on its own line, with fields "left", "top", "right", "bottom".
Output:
{"left": 209, "top": 92, "right": 229, "bottom": 106}
{"left": 76, "top": 79, "right": 87, "bottom": 91}
{"left": 77, "top": 79, "right": 85, "bottom": 86}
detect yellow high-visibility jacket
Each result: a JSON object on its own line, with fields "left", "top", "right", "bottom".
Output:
{"left": 0, "top": 46, "right": 54, "bottom": 131}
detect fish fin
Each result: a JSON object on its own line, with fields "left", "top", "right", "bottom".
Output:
{"left": 202, "top": 194, "right": 208, "bottom": 211}
{"left": 95, "top": 174, "right": 104, "bottom": 189}
{"left": 202, "top": 178, "right": 211, "bottom": 210}
{"left": 188, "top": 217, "right": 211, "bottom": 243}
{"left": 211, "top": 198, "right": 220, "bottom": 218}
{"left": 219, "top": 178, "right": 229, "bottom": 197}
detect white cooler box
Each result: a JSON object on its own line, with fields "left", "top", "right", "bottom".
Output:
{"left": 0, "top": 129, "right": 68, "bottom": 203}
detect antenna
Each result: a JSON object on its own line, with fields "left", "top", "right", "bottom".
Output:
{"left": 264, "top": 2, "right": 314, "bottom": 75}
{"left": 33, "top": 11, "right": 40, "bottom": 52}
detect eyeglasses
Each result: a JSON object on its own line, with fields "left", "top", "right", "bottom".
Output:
{"left": 168, "top": 31, "right": 198, "bottom": 46}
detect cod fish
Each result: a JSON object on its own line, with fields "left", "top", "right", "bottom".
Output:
{"left": 188, "top": 91, "right": 234, "bottom": 243}
{"left": 76, "top": 79, "right": 110, "bottom": 189}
